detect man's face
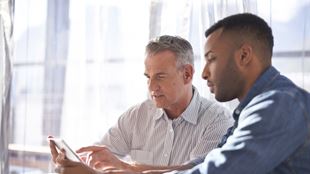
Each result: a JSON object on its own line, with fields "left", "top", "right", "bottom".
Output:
{"left": 202, "top": 29, "right": 244, "bottom": 102}
{"left": 144, "top": 50, "right": 187, "bottom": 109}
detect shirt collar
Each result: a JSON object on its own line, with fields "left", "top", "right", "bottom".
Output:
{"left": 153, "top": 86, "right": 200, "bottom": 125}
{"left": 180, "top": 86, "right": 200, "bottom": 125}
{"left": 154, "top": 108, "right": 164, "bottom": 120}
{"left": 233, "top": 66, "right": 280, "bottom": 120}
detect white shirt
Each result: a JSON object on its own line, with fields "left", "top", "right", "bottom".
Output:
{"left": 97, "top": 87, "right": 233, "bottom": 166}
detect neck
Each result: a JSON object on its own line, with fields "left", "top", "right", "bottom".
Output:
{"left": 238, "top": 64, "right": 270, "bottom": 101}
{"left": 165, "top": 87, "right": 193, "bottom": 119}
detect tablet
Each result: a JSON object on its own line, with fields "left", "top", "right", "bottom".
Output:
{"left": 48, "top": 137, "right": 82, "bottom": 163}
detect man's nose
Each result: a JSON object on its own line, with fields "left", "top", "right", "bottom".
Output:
{"left": 148, "top": 79, "right": 160, "bottom": 91}
{"left": 202, "top": 65, "right": 210, "bottom": 80}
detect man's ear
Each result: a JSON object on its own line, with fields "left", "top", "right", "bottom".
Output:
{"left": 236, "top": 43, "right": 253, "bottom": 67}
{"left": 183, "top": 64, "right": 194, "bottom": 84}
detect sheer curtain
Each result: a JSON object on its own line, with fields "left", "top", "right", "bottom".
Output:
{"left": 61, "top": 0, "right": 150, "bottom": 147}
{"left": 8, "top": 0, "right": 310, "bottom": 173}
{"left": 0, "top": 0, "right": 13, "bottom": 173}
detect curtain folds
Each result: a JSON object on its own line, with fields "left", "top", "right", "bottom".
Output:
{"left": 7, "top": 0, "right": 310, "bottom": 172}
{"left": 0, "top": 0, "right": 13, "bottom": 173}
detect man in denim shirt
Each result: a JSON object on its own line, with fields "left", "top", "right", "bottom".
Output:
{"left": 176, "top": 13, "right": 310, "bottom": 174}
{"left": 49, "top": 13, "right": 310, "bottom": 174}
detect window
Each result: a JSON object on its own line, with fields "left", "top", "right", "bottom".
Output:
{"left": 8, "top": 0, "right": 310, "bottom": 173}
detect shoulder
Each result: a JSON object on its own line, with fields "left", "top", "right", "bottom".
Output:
{"left": 119, "top": 99, "right": 158, "bottom": 121}
{"left": 245, "top": 89, "right": 295, "bottom": 117}
{"left": 122, "top": 99, "right": 154, "bottom": 113}
{"left": 200, "top": 96, "right": 231, "bottom": 114}
{"left": 257, "top": 73, "right": 310, "bottom": 109}
{"left": 197, "top": 96, "right": 232, "bottom": 123}
{"left": 242, "top": 87, "right": 309, "bottom": 129}
{"left": 238, "top": 88, "right": 310, "bottom": 139}
{"left": 249, "top": 86, "right": 307, "bottom": 110}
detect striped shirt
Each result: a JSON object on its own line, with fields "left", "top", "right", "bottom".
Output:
{"left": 97, "top": 87, "right": 233, "bottom": 166}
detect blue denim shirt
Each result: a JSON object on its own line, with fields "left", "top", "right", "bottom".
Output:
{"left": 177, "top": 66, "right": 310, "bottom": 174}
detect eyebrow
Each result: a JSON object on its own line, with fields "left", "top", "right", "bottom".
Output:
{"left": 144, "top": 72, "right": 168, "bottom": 77}
{"left": 156, "top": 73, "right": 168, "bottom": 76}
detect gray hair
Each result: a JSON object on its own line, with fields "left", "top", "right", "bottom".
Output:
{"left": 145, "top": 35, "right": 194, "bottom": 68}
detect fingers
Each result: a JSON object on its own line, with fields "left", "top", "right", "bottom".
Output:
{"left": 77, "top": 145, "right": 108, "bottom": 153}
{"left": 55, "top": 149, "right": 66, "bottom": 165}
{"left": 80, "top": 156, "right": 88, "bottom": 163}
{"left": 48, "top": 138, "right": 59, "bottom": 163}
{"left": 55, "top": 158, "right": 96, "bottom": 174}
{"left": 76, "top": 145, "right": 110, "bottom": 167}
{"left": 47, "top": 136, "right": 94, "bottom": 174}
{"left": 53, "top": 144, "right": 122, "bottom": 171}
{"left": 59, "top": 161, "right": 98, "bottom": 174}
{"left": 87, "top": 150, "right": 103, "bottom": 168}
{"left": 86, "top": 149, "right": 124, "bottom": 170}
{"left": 83, "top": 147, "right": 115, "bottom": 169}
{"left": 56, "top": 150, "right": 82, "bottom": 167}
{"left": 50, "top": 144, "right": 77, "bottom": 167}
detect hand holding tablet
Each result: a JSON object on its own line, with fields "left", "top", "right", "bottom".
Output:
{"left": 48, "top": 137, "right": 83, "bottom": 163}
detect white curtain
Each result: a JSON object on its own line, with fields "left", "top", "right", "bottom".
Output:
{"left": 0, "top": 0, "right": 13, "bottom": 173}
{"left": 11, "top": 0, "right": 310, "bottom": 148}
{"left": 9, "top": 0, "right": 310, "bottom": 173}
{"left": 61, "top": 0, "right": 150, "bottom": 147}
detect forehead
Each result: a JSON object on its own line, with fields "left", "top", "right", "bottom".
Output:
{"left": 204, "top": 29, "right": 225, "bottom": 52}
{"left": 145, "top": 50, "right": 177, "bottom": 64}
{"left": 144, "top": 50, "right": 178, "bottom": 71}
{"left": 204, "top": 28, "right": 237, "bottom": 56}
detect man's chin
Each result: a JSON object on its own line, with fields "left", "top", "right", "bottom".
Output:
{"left": 152, "top": 101, "right": 165, "bottom": 108}
{"left": 215, "top": 94, "right": 234, "bottom": 102}
{"left": 155, "top": 103, "right": 165, "bottom": 108}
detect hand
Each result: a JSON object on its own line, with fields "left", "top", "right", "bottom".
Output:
{"left": 55, "top": 150, "right": 99, "bottom": 174}
{"left": 47, "top": 137, "right": 93, "bottom": 174}
{"left": 76, "top": 146, "right": 129, "bottom": 171}
{"left": 48, "top": 135, "right": 59, "bottom": 164}
{"left": 48, "top": 137, "right": 135, "bottom": 174}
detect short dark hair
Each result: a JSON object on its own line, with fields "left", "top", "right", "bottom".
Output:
{"left": 205, "top": 13, "right": 274, "bottom": 60}
{"left": 146, "top": 35, "right": 194, "bottom": 68}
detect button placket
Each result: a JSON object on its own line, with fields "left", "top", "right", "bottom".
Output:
{"left": 161, "top": 120, "right": 174, "bottom": 165}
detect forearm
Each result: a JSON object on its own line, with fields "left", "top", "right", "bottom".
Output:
{"left": 123, "top": 162, "right": 194, "bottom": 174}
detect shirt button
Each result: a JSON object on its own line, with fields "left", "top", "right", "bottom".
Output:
{"left": 235, "top": 109, "right": 240, "bottom": 115}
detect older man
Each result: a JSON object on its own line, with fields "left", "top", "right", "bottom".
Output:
{"left": 49, "top": 35, "right": 232, "bottom": 172}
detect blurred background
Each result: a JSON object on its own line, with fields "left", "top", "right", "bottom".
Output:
{"left": 1, "top": 0, "right": 309, "bottom": 173}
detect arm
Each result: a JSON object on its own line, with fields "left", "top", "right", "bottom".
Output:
{"left": 53, "top": 148, "right": 134, "bottom": 174}
{"left": 49, "top": 134, "right": 192, "bottom": 173}
{"left": 96, "top": 108, "right": 137, "bottom": 157}
{"left": 178, "top": 92, "right": 308, "bottom": 174}
{"left": 76, "top": 144, "right": 193, "bottom": 173}
{"left": 75, "top": 106, "right": 140, "bottom": 168}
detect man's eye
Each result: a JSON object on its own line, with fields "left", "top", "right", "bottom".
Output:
{"left": 157, "top": 76, "right": 166, "bottom": 79}
{"left": 207, "top": 56, "right": 216, "bottom": 63}
{"left": 144, "top": 74, "right": 150, "bottom": 79}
